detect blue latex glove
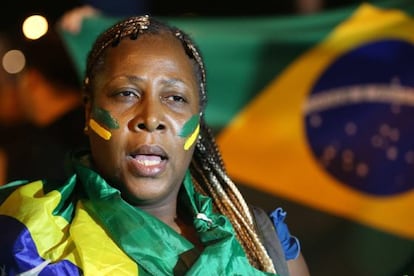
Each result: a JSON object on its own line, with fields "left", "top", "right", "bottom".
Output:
{"left": 269, "top": 207, "right": 300, "bottom": 260}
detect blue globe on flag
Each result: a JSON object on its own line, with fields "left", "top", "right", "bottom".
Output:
{"left": 305, "top": 39, "right": 414, "bottom": 196}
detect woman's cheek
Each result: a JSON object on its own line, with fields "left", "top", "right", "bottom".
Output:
{"left": 179, "top": 114, "right": 200, "bottom": 150}
{"left": 88, "top": 105, "right": 120, "bottom": 141}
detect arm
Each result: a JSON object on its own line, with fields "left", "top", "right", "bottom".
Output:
{"left": 269, "top": 208, "right": 311, "bottom": 276}
{"left": 287, "top": 252, "right": 310, "bottom": 276}
{"left": 58, "top": 5, "right": 100, "bottom": 34}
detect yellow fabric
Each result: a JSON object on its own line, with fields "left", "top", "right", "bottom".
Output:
{"left": 0, "top": 181, "right": 75, "bottom": 262}
{"left": 0, "top": 181, "right": 138, "bottom": 275}
{"left": 70, "top": 201, "right": 138, "bottom": 275}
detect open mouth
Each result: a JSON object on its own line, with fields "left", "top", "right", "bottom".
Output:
{"left": 128, "top": 145, "right": 168, "bottom": 176}
{"left": 132, "top": 154, "right": 166, "bottom": 166}
{"left": 130, "top": 145, "right": 167, "bottom": 162}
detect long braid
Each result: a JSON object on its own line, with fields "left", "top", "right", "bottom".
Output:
{"left": 192, "top": 122, "right": 276, "bottom": 273}
{"left": 84, "top": 15, "right": 276, "bottom": 274}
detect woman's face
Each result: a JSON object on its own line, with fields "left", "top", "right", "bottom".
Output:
{"left": 86, "top": 33, "right": 200, "bottom": 206}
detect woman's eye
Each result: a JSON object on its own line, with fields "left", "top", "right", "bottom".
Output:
{"left": 110, "top": 89, "right": 140, "bottom": 103}
{"left": 168, "top": 95, "right": 186, "bottom": 102}
{"left": 111, "top": 89, "right": 140, "bottom": 100}
{"left": 118, "top": 90, "right": 138, "bottom": 97}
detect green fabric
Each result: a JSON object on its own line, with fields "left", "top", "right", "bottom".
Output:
{"left": 71, "top": 152, "right": 277, "bottom": 275}
{"left": 51, "top": 174, "right": 77, "bottom": 222}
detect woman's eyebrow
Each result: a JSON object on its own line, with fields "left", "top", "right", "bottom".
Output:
{"left": 160, "top": 78, "right": 187, "bottom": 86}
{"left": 125, "top": 75, "right": 145, "bottom": 83}
{"left": 123, "top": 76, "right": 186, "bottom": 87}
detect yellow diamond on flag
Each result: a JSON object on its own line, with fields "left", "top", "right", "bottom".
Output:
{"left": 217, "top": 4, "right": 414, "bottom": 239}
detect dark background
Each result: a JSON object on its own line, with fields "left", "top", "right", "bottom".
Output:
{"left": 0, "top": 0, "right": 361, "bottom": 35}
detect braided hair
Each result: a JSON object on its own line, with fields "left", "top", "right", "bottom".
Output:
{"left": 83, "top": 15, "right": 276, "bottom": 274}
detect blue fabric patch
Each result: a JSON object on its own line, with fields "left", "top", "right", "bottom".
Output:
{"left": 0, "top": 215, "right": 82, "bottom": 275}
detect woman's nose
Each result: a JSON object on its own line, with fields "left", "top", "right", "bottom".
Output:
{"left": 136, "top": 120, "right": 165, "bottom": 132}
{"left": 132, "top": 98, "right": 166, "bottom": 132}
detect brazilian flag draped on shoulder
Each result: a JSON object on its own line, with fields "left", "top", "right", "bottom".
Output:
{"left": 0, "top": 155, "right": 278, "bottom": 275}
{"left": 59, "top": 1, "right": 414, "bottom": 275}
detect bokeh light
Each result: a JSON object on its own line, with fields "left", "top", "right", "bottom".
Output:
{"left": 22, "top": 15, "right": 48, "bottom": 40}
{"left": 2, "top": 49, "right": 25, "bottom": 74}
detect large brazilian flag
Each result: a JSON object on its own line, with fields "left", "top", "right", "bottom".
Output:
{"left": 60, "top": 1, "right": 414, "bottom": 274}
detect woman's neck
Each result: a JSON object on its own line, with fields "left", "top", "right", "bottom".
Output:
{"left": 139, "top": 201, "right": 180, "bottom": 232}
{"left": 139, "top": 201, "right": 203, "bottom": 250}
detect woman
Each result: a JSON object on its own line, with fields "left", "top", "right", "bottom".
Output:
{"left": 0, "top": 15, "right": 309, "bottom": 275}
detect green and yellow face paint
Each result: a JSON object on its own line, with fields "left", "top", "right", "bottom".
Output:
{"left": 89, "top": 106, "right": 119, "bottom": 140}
{"left": 179, "top": 114, "right": 200, "bottom": 150}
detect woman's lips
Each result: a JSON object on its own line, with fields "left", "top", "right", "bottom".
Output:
{"left": 127, "top": 145, "right": 168, "bottom": 177}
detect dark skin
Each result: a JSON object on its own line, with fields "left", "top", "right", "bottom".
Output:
{"left": 85, "top": 33, "right": 200, "bottom": 237}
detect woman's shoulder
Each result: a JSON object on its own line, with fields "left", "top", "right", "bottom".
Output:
{"left": 0, "top": 177, "right": 78, "bottom": 219}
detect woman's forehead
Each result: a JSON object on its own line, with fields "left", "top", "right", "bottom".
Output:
{"left": 103, "top": 34, "right": 194, "bottom": 72}
{"left": 93, "top": 35, "right": 198, "bottom": 91}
